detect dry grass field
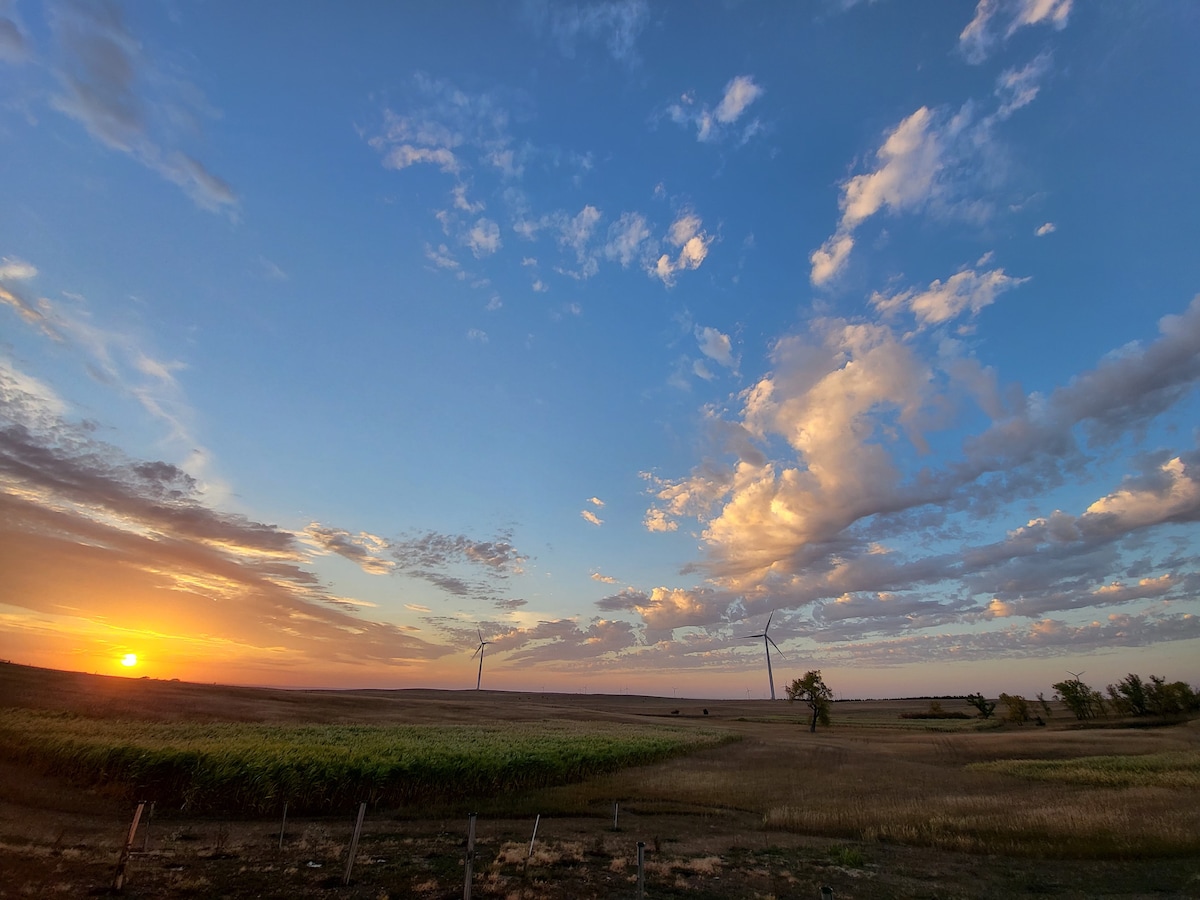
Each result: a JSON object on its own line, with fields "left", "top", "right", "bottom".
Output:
{"left": 1, "top": 662, "right": 1198, "bottom": 899}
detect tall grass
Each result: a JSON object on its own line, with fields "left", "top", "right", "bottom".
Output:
{"left": 968, "top": 750, "right": 1200, "bottom": 788}
{"left": 0, "top": 709, "right": 735, "bottom": 815}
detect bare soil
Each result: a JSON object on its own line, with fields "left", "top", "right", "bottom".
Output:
{"left": 1, "top": 663, "right": 1198, "bottom": 899}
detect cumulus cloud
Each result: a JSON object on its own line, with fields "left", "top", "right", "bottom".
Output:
{"left": 668, "top": 74, "right": 764, "bottom": 143}
{"left": 810, "top": 106, "right": 951, "bottom": 285}
{"left": 1035, "top": 222, "right": 1056, "bottom": 236}
{"left": 652, "top": 212, "right": 713, "bottom": 286}
{"left": 603, "top": 212, "right": 652, "bottom": 267}
{"left": 581, "top": 509, "right": 603, "bottom": 526}
{"left": 467, "top": 218, "right": 502, "bottom": 257}
{"left": 642, "top": 297, "right": 1200, "bottom": 653}
{"left": 870, "top": 265, "right": 1029, "bottom": 327}
{"left": 695, "top": 326, "right": 737, "bottom": 369}
{"left": 46, "top": 3, "right": 236, "bottom": 212}
{"left": 960, "top": 0, "right": 1072, "bottom": 64}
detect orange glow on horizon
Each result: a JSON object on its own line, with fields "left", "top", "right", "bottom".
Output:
{"left": 120, "top": 653, "right": 138, "bottom": 667}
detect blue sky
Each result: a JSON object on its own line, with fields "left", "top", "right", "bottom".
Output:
{"left": 2, "top": 0, "right": 1199, "bottom": 698}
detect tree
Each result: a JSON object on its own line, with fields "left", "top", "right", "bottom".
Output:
{"left": 1109, "top": 674, "right": 1200, "bottom": 717}
{"left": 786, "top": 670, "right": 833, "bottom": 733}
{"left": 999, "top": 693, "right": 1031, "bottom": 724}
{"left": 1053, "top": 677, "right": 1106, "bottom": 720}
{"left": 965, "top": 692, "right": 997, "bottom": 719}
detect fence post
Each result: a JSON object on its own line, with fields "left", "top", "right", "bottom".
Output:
{"left": 112, "top": 801, "right": 146, "bottom": 891}
{"left": 343, "top": 802, "right": 366, "bottom": 886}
{"left": 141, "top": 801, "right": 155, "bottom": 851}
{"left": 636, "top": 840, "right": 645, "bottom": 899}
{"left": 820, "top": 886, "right": 835, "bottom": 899}
{"left": 612, "top": 801, "right": 619, "bottom": 830}
{"left": 463, "top": 812, "right": 477, "bottom": 900}
{"left": 278, "top": 801, "right": 288, "bottom": 850}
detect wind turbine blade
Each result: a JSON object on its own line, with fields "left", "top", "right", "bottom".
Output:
{"left": 471, "top": 645, "right": 482, "bottom": 659}
{"left": 765, "top": 611, "right": 773, "bottom": 632}
{"left": 766, "top": 635, "right": 785, "bottom": 657}
{"left": 478, "top": 628, "right": 484, "bottom": 643}
{"left": 742, "top": 632, "right": 766, "bottom": 640}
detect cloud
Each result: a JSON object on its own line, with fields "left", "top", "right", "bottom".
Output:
{"left": 587, "top": 496, "right": 605, "bottom": 507}
{"left": 425, "top": 243, "right": 461, "bottom": 271}
{"left": 1035, "top": 222, "right": 1056, "bottom": 237}
{"left": 870, "top": 265, "right": 1029, "bottom": 327}
{"left": 0, "top": 1, "right": 28, "bottom": 64}
{"left": 811, "top": 106, "right": 950, "bottom": 285}
{"left": 46, "top": 3, "right": 236, "bottom": 212}
{"left": 590, "top": 571, "right": 617, "bottom": 583}
{"left": 667, "top": 74, "right": 764, "bottom": 144}
{"left": 467, "top": 328, "right": 488, "bottom": 342}
{"left": 603, "top": 212, "right": 652, "bottom": 267}
{"left": 304, "top": 524, "right": 394, "bottom": 575}
{"left": 524, "top": 0, "right": 650, "bottom": 64}
{"left": 581, "top": 509, "right": 604, "bottom": 526}
{"left": 695, "top": 326, "right": 737, "bottom": 369}
{"left": 595, "top": 586, "right": 727, "bottom": 639}
{"left": 390, "top": 529, "right": 529, "bottom": 605}
{"left": 642, "top": 296, "right": 1200, "bottom": 651}
{"left": 0, "top": 370, "right": 450, "bottom": 671}
{"left": 652, "top": 212, "right": 713, "bottom": 286}
{"left": 960, "top": 0, "right": 1072, "bottom": 64}
{"left": 995, "top": 52, "right": 1054, "bottom": 119}
{"left": 467, "top": 218, "right": 502, "bottom": 257}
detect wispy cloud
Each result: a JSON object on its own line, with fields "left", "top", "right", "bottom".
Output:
{"left": 523, "top": 0, "right": 650, "bottom": 64}
{"left": 870, "top": 265, "right": 1029, "bottom": 328}
{"left": 46, "top": 3, "right": 237, "bottom": 212}
{"left": 652, "top": 212, "right": 713, "bottom": 286}
{"left": 960, "top": 0, "right": 1072, "bottom": 65}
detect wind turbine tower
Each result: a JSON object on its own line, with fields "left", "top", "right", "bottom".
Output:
{"left": 742, "top": 612, "right": 785, "bottom": 700}
{"left": 472, "top": 630, "right": 493, "bottom": 690}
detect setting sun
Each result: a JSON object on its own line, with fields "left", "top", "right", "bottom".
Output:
{"left": 120, "top": 654, "right": 138, "bottom": 668}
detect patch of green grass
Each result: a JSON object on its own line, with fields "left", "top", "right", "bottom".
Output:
{"left": 968, "top": 751, "right": 1200, "bottom": 788}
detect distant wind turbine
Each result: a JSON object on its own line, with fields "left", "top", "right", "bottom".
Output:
{"left": 741, "top": 612, "right": 785, "bottom": 700}
{"left": 472, "top": 629, "right": 493, "bottom": 690}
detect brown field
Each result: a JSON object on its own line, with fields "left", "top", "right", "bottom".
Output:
{"left": 1, "top": 662, "right": 1198, "bottom": 899}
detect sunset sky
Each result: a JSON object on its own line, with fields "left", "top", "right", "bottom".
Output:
{"left": 2, "top": 1, "right": 1199, "bottom": 699}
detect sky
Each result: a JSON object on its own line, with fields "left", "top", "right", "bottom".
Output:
{"left": 2, "top": 0, "right": 1199, "bottom": 700}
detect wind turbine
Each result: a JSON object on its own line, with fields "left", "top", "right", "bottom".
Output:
{"left": 742, "top": 612, "right": 785, "bottom": 700}
{"left": 472, "top": 629, "right": 493, "bottom": 690}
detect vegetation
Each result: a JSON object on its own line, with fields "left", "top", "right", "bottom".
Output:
{"left": 999, "top": 693, "right": 1032, "bottom": 724}
{"left": 900, "top": 700, "right": 971, "bottom": 720}
{"left": 0, "top": 709, "right": 735, "bottom": 815}
{"left": 1107, "top": 674, "right": 1200, "bottom": 717}
{"left": 965, "top": 692, "right": 997, "bottom": 719}
{"left": 786, "top": 670, "right": 833, "bottom": 733}
{"left": 969, "top": 751, "right": 1200, "bottom": 789}
{"left": 1053, "top": 676, "right": 1106, "bottom": 720}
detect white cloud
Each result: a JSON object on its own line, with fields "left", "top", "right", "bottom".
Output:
{"left": 696, "top": 326, "right": 737, "bottom": 369}
{"left": 0, "top": 257, "right": 37, "bottom": 281}
{"left": 425, "top": 243, "right": 461, "bottom": 270}
{"left": 381, "top": 145, "right": 460, "bottom": 174}
{"left": 1035, "top": 222, "right": 1056, "bottom": 237}
{"left": 467, "top": 328, "right": 488, "bottom": 343}
{"left": 870, "top": 266, "right": 1029, "bottom": 327}
{"left": 715, "top": 74, "right": 764, "bottom": 124}
{"left": 528, "top": 0, "right": 650, "bottom": 64}
{"left": 604, "top": 212, "right": 652, "bottom": 267}
{"left": 960, "top": 0, "right": 1072, "bottom": 64}
{"left": 811, "top": 106, "right": 946, "bottom": 285}
{"left": 995, "top": 52, "right": 1053, "bottom": 119}
{"left": 651, "top": 212, "right": 713, "bottom": 286}
{"left": 590, "top": 572, "right": 617, "bottom": 584}
{"left": 667, "top": 74, "right": 764, "bottom": 143}
{"left": 466, "top": 218, "right": 502, "bottom": 257}
{"left": 581, "top": 509, "right": 604, "bottom": 526}
{"left": 588, "top": 496, "right": 605, "bottom": 507}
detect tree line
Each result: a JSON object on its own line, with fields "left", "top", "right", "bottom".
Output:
{"left": 966, "top": 673, "right": 1200, "bottom": 723}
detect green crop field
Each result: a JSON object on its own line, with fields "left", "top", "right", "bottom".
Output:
{"left": 0, "top": 708, "right": 736, "bottom": 814}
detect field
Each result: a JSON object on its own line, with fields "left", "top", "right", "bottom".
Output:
{"left": 1, "top": 663, "right": 1198, "bottom": 898}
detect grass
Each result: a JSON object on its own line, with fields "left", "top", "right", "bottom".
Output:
{"left": 0, "top": 708, "right": 736, "bottom": 815}
{"left": 968, "top": 750, "right": 1200, "bottom": 788}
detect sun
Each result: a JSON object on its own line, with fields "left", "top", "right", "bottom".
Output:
{"left": 120, "top": 653, "right": 138, "bottom": 668}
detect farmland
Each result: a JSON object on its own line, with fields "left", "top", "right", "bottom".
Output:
{"left": 1, "top": 662, "right": 1199, "bottom": 898}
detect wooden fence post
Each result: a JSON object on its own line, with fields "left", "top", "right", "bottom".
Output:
{"left": 278, "top": 801, "right": 288, "bottom": 850}
{"left": 343, "top": 802, "right": 367, "bottom": 886}
{"left": 463, "top": 812, "right": 477, "bottom": 900}
{"left": 612, "top": 801, "right": 619, "bottom": 830}
{"left": 112, "top": 801, "right": 145, "bottom": 891}
{"left": 636, "top": 840, "right": 645, "bottom": 899}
